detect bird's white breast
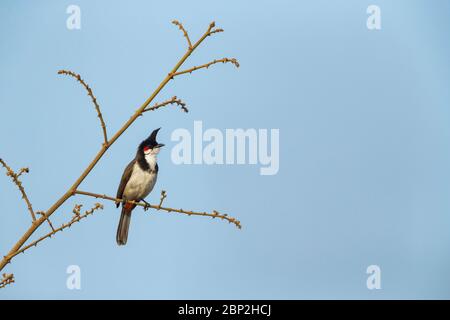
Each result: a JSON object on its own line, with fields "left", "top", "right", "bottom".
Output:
{"left": 145, "top": 152, "right": 157, "bottom": 171}
{"left": 123, "top": 162, "right": 157, "bottom": 201}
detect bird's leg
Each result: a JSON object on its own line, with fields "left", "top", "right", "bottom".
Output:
{"left": 140, "top": 198, "right": 151, "bottom": 211}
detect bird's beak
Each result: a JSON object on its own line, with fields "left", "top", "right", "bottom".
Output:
{"left": 156, "top": 143, "right": 165, "bottom": 148}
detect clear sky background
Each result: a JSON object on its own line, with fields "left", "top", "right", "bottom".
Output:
{"left": 1, "top": 0, "right": 450, "bottom": 299}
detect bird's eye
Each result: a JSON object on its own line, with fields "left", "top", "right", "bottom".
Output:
{"left": 143, "top": 146, "right": 151, "bottom": 152}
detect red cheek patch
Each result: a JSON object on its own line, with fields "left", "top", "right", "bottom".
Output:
{"left": 143, "top": 146, "right": 150, "bottom": 152}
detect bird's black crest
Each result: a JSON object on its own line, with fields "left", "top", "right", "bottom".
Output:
{"left": 139, "top": 127, "right": 162, "bottom": 149}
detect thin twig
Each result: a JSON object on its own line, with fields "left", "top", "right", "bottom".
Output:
{"left": 73, "top": 190, "right": 242, "bottom": 229}
{"left": 72, "top": 204, "right": 83, "bottom": 216}
{"left": 158, "top": 190, "right": 167, "bottom": 208}
{"left": 16, "top": 168, "right": 29, "bottom": 178}
{"left": 204, "top": 21, "right": 225, "bottom": 37}
{"left": 208, "top": 28, "right": 224, "bottom": 36}
{"left": 58, "top": 70, "right": 108, "bottom": 146}
{"left": 143, "top": 96, "right": 188, "bottom": 113}
{"left": 172, "top": 20, "right": 192, "bottom": 49}
{"left": 0, "top": 273, "right": 14, "bottom": 289}
{"left": 0, "top": 158, "right": 36, "bottom": 221}
{"left": 206, "top": 21, "right": 217, "bottom": 34}
{"left": 36, "top": 211, "right": 55, "bottom": 232}
{"left": 171, "top": 58, "right": 239, "bottom": 78}
{"left": 10, "top": 203, "right": 104, "bottom": 258}
{"left": 209, "top": 29, "right": 224, "bottom": 35}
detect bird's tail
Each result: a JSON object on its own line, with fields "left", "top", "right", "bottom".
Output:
{"left": 116, "top": 202, "right": 136, "bottom": 246}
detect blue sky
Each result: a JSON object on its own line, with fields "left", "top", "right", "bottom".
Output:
{"left": 1, "top": 0, "right": 450, "bottom": 299}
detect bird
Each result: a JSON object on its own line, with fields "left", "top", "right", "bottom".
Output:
{"left": 115, "top": 128, "right": 164, "bottom": 245}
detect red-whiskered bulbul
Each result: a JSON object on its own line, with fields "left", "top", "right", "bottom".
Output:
{"left": 115, "top": 128, "right": 164, "bottom": 245}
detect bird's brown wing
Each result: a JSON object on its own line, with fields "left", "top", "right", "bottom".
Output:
{"left": 116, "top": 160, "right": 135, "bottom": 208}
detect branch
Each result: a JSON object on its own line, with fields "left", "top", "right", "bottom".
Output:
{"left": 158, "top": 190, "right": 167, "bottom": 208}
{"left": 73, "top": 190, "right": 242, "bottom": 229}
{"left": 36, "top": 211, "right": 55, "bottom": 232}
{"left": 172, "top": 20, "right": 192, "bottom": 49}
{"left": 10, "top": 203, "right": 104, "bottom": 259}
{"left": 0, "top": 273, "right": 14, "bottom": 289}
{"left": 58, "top": 70, "right": 108, "bottom": 147}
{"left": 170, "top": 58, "right": 239, "bottom": 78}
{"left": 0, "top": 158, "right": 36, "bottom": 222}
{"left": 143, "top": 96, "right": 188, "bottom": 113}
{"left": 209, "top": 28, "right": 224, "bottom": 36}
{"left": 16, "top": 167, "right": 29, "bottom": 178}
{"left": 205, "top": 21, "right": 224, "bottom": 37}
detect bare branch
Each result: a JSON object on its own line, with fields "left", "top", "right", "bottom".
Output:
{"left": 170, "top": 58, "right": 239, "bottom": 78}
{"left": 72, "top": 204, "right": 83, "bottom": 217}
{"left": 205, "top": 21, "right": 223, "bottom": 36}
{"left": 209, "top": 28, "right": 224, "bottom": 36}
{"left": 158, "top": 190, "right": 167, "bottom": 208}
{"left": 207, "top": 21, "right": 224, "bottom": 37}
{"left": 10, "top": 203, "right": 104, "bottom": 259}
{"left": 36, "top": 211, "right": 55, "bottom": 232}
{"left": 73, "top": 190, "right": 242, "bottom": 229}
{"left": 0, "top": 273, "right": 14, "bottom": 289}
{"left": 16, "top": 167, "right": 29, "bottom": 178}
{"left": 58, "top": 70, "right": 108, "bottom": 147}
{"left": 0, "top": 158, "right": 36, "bottom": 222}
{"left": 172, "top": 20, "right": 192, "bottom": 49}
{"left": 143, "top": 96, "right": 188, "bottom": 113}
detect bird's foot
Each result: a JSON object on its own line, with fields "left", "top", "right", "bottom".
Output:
{"left": 141, "top": 199, "right": 151, "bottom": 211}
